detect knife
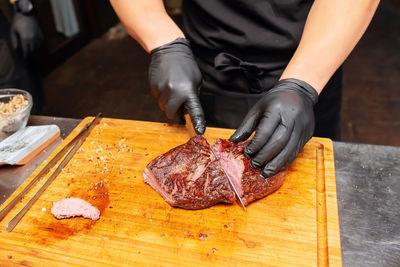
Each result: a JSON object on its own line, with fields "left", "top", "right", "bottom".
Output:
{"left": 184, "top": 113, "right": 246, "bottom": 211}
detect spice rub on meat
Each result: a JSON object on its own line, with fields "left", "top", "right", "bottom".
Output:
{"left": 143, "top": 135, "right": 235, "bottom": 209}
{"left": 143, "top": 135, "right": 286, "bottom": 209}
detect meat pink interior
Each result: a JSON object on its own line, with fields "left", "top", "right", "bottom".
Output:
{"left": 213, "top": 142, "right": 244, "bottom": 197}
{"left": 143, "top": 168, "right": 176, "bottom": 205}
{"left": 51, "top": 197, "right": 100, "bottom": 221}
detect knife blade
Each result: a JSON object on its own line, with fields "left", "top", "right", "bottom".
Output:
{"left": 184, "top": 113, "right": 246, "bottom": 211}
{"left": 204, "top": 138, "right": 247, "bottom": 211}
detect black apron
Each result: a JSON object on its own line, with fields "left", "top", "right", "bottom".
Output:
{"left": 182, "top": 0, "right": 342, "bottom": 140}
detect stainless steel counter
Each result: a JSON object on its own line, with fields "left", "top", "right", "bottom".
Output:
{"left": 0, "top": 115, "right": 399, "bottom": 266}
{"left": 334, "top": 142, "right": 400, "bottom": 266}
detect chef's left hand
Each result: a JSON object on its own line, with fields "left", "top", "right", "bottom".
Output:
{"left": 229, "top": 78, "right": 319, "bottom": 178}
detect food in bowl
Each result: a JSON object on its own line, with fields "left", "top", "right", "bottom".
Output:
{"left": 0, "top": 89, "right": 33, "bottom": 141}
{"left": 0, "top": 95, "right": 28, "bottom": 118}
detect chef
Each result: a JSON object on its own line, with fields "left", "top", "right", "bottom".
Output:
{"left": 111, "top": 0, "right": 379, "bottom": 178}
{"left": 0, "top": 0, "right": 43, "bottom": 112}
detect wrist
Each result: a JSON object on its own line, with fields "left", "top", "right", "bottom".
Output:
{"left": 143, "top": 24, "right": 185, "bottom": 53}
{"left": 150, "top": 38, "right": 190, "bottom": 54}
{"left": 274, "top": 78, "right": 319, "bottom": 105}
{"left": 146, "top": 34, "right": 185, "bottom": 53}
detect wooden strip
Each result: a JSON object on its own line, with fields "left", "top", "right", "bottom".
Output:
{"left": 315, "top": 142, "right": 329, "bottom": 267}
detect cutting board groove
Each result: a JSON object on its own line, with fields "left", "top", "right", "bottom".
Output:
{"left": 0, "top": 117, "right": 342, "bottom": 266}
{"left": 315, "top": 142, "right": 329, "bottom": 267}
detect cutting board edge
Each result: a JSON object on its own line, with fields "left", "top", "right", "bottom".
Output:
{"left": 310, "top": 138, "right": 343, "bottom": 267}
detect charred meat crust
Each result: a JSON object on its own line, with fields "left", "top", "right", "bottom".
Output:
{"left": 143, "top": 136, "right": 285, "bottom": 209}
{"left": 144, "top": 136, "right": 235, "bottom": 209}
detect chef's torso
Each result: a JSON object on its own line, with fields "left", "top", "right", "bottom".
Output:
{"left": 182, "top": 0, "right": 313, "bottom": 72}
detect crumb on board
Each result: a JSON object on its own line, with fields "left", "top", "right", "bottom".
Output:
{"left": 246, "top": 241, "right": 255, "bottom": 248}
{"left": 41, "top": 208, "right": 46, "bottom": 212}
{"left": 198, "top": 233, "right": 208, "bottom": 241}
{"left": 7, "top": 254, "right": 12, "bottom": 259}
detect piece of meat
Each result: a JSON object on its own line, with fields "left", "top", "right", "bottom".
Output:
{"left": 143, "top": 135, "right": 235, "bottom": 209}
{"left": 213, "top": 139, "right": 286, "bottom": 206}
{"left": 143, "top": 136, "right": 286, "bottom": 209}
{"left": 51, "top": 198, "right": 100, "bottom": 221}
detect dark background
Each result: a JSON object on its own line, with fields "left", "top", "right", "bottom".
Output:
{"left": 6, "top": 1, "right": 400, "bottom": 146}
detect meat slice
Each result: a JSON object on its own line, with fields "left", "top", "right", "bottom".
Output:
{"left": 51, "top": 198, "right": 100, "bottom": 221}
{"left": 143, "top": 135, "right": 235, "bottom": 209}
{"left": 213, "top": 139, "right": 286, "bottom": 206}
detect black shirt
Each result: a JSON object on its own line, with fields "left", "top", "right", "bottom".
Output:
{"left": 182, "top": 0, "right": 313, "bottom": 73}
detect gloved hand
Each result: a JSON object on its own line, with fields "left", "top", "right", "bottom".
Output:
{"left": 149, "top": 38, "right": 205, "bottom": 135}
{"left": 229, "top": 78, "right": 319, "bottom": 178}
{"left": 10, "top": 0, "right": 43, "bottom": 58}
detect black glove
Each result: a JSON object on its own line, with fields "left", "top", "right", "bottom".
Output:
{"left": 230, "top": 78, "right": 318, "bottom": 178}
{"left": 10, "top": 0, "right": 43, "bottom": 58}
{"left": 149, "top": 38, "right": 205, "bottom": 135}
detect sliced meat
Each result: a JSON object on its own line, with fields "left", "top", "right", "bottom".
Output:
{"left": 51, "top": 198, "right": 100, "bottom": 221}
{"left": 213, "top": 139, "right": 286, "bottom": 206}
{"left": 143, "top": 135, "right": 235, "bottom": 209}
{"left": 143, "top": 136, "right": 286, "bottom": 209}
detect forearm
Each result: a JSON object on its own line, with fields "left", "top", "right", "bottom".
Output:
{"left": 110, "top": 0, "right": 184, "bottom": 53}
{"left": 280, "top": 0, "right": 380, "bottom": 93}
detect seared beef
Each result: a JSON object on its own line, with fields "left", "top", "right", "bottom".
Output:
{"left": 143, "top": 135, "right": 235, "bottom": 209}
{"left": 213, "top": 139, "right": 286, "bottom": 206}
{"left": 51, "top": 198, "right": 100, "bottom": 220}
{"left": 143, "top": 136, "right": 286, "bottom": 209}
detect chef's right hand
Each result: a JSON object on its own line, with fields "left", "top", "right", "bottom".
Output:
{"left": 149, "top": 38, "right": 205, "bottom": 135}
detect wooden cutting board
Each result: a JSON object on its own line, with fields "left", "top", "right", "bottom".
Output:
{"left": 0, "top": 117, "right": 342, "bottom": 266}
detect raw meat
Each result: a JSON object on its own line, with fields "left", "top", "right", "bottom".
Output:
{"left": 143, "top": 136, "right": 286, "bottom": 209}
{"left": 143, "top": 135, "right": 235, "bottom": 209}
{"left": 213, "top": 139, "right": 286, "bottom": 206}
{"left": 51, "top": 198, "right": 100, "bottom": 220}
